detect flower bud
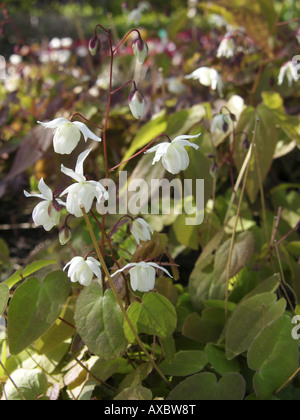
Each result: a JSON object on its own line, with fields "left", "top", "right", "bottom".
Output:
{"left": 59, "top": 224, "right": 72, "bottom": 245}
{"left": 132, "top": 38, "right": 148, "bottom": 64}
{"left": 210, "top": 162, "right": 219, "bottom": 177}
{"left": 89, "top": 34, "right": 100, "bottom": 56}
{"left": 128, "top": 88, "right": 145, "bottom": 119}
{"left": 242, "top": 137, "right": 250, "bottom": 150}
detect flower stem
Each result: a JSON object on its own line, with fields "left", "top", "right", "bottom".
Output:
{"left": 81, "top": 206, "right": 170, "bottom": 387}
{"left": 109, "top": 133, "right": 171, "bottom": 172}
{"left": 225, "top": 118, "right": 259, "bottom": 320}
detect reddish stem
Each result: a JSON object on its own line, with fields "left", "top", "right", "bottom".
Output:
{"left": 112, "top": 28, "right": 141, "bottom": 55}
{"left": 70, "top": 113, "right": 103, "bottom": 132}
{"left": 109, "top": 133, "right": 171, "bottom": 172}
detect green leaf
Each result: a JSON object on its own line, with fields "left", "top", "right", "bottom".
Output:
{"left": 205, "top": 344, "right": 240, "bottom": 376}
{"left": 210, "top": 231, "right": 255, "bottom": 297}
{"left": 234, "top": 105, "right": 278, "bottom": 203}
{"left": 4, "top": 260, "right": 57, "bottom": 289}
{"left": 172, "top": 214, "right": 200, "bottom": 250}
{"left": 114, "top": 385, "right": 153, "bottom": 400}
{"left": 34, "top": 295, "right": 76, "bottom": 354}
{"left": 167, "top": 372, "right": 246, "bottom": 400}
{"left": 225, "top": 292, "right": 286, "bottom": 360}
{"left": 117, "top": 363, "right": 153, "bottom": 393}
{"left": 1, "top": 368, "right": 47, "bottom": 400}
{"left": 74, "top": 283, "right": 127, "bottom": 360}
{"left": 124, "top": 292, "right": 177, "bottom": 343}
{"left": 182, "top": 309, "right": 226, "bottom": 344}
{"left": 159, "top": 350, "right": 208, "bottom": 376}
{"left": 7, "top": 270, "right": 71, "bottom": 355}
{"left": 0, "top": 283, "right": 9, "bottom": 316}
{"left": 248, "top": 315, "right": 299, "bottom": 399}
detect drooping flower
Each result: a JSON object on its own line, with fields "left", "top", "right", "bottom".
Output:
{"left": 216, "top": 35, "right": 235, "bottom": 59}
{"left": 144, "top": 133, "right": 200, "bottom": 175}
{"left": 278, "top": 61, "right": 299, "bottom": 87}
{"left": 38, "top": 117, "right": 102, "bottom": 155}
{"left": 60, "top": 148, "right": 109, "bottom": 217}
{"left": 63, "top": 256, "right": 102, "bottom": 287}
{"left": 111, "top": 261, "right": 172, "bottom": 293}
{"left": 128, "top": 88, "right": 145, "bottom": 119}
{"left": 131, "top": 218, "right": 154, "bottom": 245}
{"left": 132, "top": 38, "right": 148, "bottom": 64}
{"left": 89, "top": 34, "right": 100, "bottom": 56}
{"left": 24, "top": 178, "right": 64, "bottom": 231}
{"left": 185, "top": 67, "right": 223, "bottom": 97}
{"left": 211, "top": 113, "right": 230, "bottom": 133}
{"left": 59, "top": 224, "right": 72, "bottom": 245}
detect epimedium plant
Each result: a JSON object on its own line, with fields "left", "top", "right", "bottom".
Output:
{"left": 0, "top": 1, "right": 300, "bottom": 401}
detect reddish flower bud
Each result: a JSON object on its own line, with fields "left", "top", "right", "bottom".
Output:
{"left": 89, "top": 34, "right": 100, "bottom": 56}
{"left": 132, "top": 38, "right": 148, "bottom": 64}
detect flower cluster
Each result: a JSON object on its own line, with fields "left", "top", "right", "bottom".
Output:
{"left": 24, "top": 24, "right": 185, "bottom": 293}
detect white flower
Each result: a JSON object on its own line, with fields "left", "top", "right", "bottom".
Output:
{"left": 63, "top": 256, "right": 102, "bottom": 287}
{"left": 185, "top": 67, "right": 224, "bottom": 97}
{"left": 128, "top": 89, "right": 145, "bottom": 119}
{"left": 144, "top": 133, "right": 200, "bottom": 175}
{"left": 278, "top": 61, "right": 299, "bottom": 87}
{"left": 24, "top": 177, "right": 64, "bottom": 231}
{"left": 60, "top": 148, "right": 109, "bottom": 217}
{"left": 38, "top": 117, "right": 102, "bottom": 155}
{"left": 217, "top": 35, "right": 235, "bottom": 59}
{"left": 131, "top": 218, "right": 154, "bottom": 245}
{"left": 111, "top": 261, "right": 172, "bottom": 293}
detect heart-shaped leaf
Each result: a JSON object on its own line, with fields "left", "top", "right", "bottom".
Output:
{"left": 167, "top": 372, "right": 246, "bottom": 400}
{"left": 248, "top": 315, "right": 299, "bottom": 399}
{"left": 159, "top": 350, "right": 208, "bottom": 376}
{"left": 124, "top": 292, "right": 177, "bottom": 343}
{"left": 74, "top": 282, "right": 127, "bottom": 360}
{"left": 225, "top": 292, "right": 286, "bottom": 360}
{"left": 7, "top": 271, "right": 71, "bottom": 355}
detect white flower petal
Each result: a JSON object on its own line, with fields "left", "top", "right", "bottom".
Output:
{"left": 37, "top": 177, "right": 53, "bottom": 201}
{"left": 110, "top": 263, "right": 138, "bottom": 277}
{"left": 75, "top": 148, "right": 92, "bottom": 177}
{"left": 61, "top": 164, "right": 85, "bottom": 183}
{"left": 38, "top": 117, "right": 69, "bottom": 129}
{"left": 147, "top": 262, "right": 173, "bottom": 278}
{"left": 73, "top": 121, "right": 102, "bottom": 142}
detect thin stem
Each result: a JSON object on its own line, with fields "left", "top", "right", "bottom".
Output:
{"left": 254, "top": 141, "right": 269, "bottom": 242}
{"left": 0, "top": 360, "right": 26, "bottom": 400}
{"left": 112, "top": 28, "right": 141, "bottom": 54}
{"left": 81, "top": 206, "right": 170, "bottom": 387}
{"left": 69, "top": 113, "right": 103, "bottom": 132}
{"left": 110, "top": 80, "right": 136, "bottom": 96}
{"left": 275, "top": 367, "right": 300, "bottom": 395}
{"left": 109, "top": 133, "right": 171, "bottom": 172}
{"left": 225, "top": 118, "right": 259, "bottom": 320}
{"left": 274, "top": 242, "right": 297, "bottom": 313}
